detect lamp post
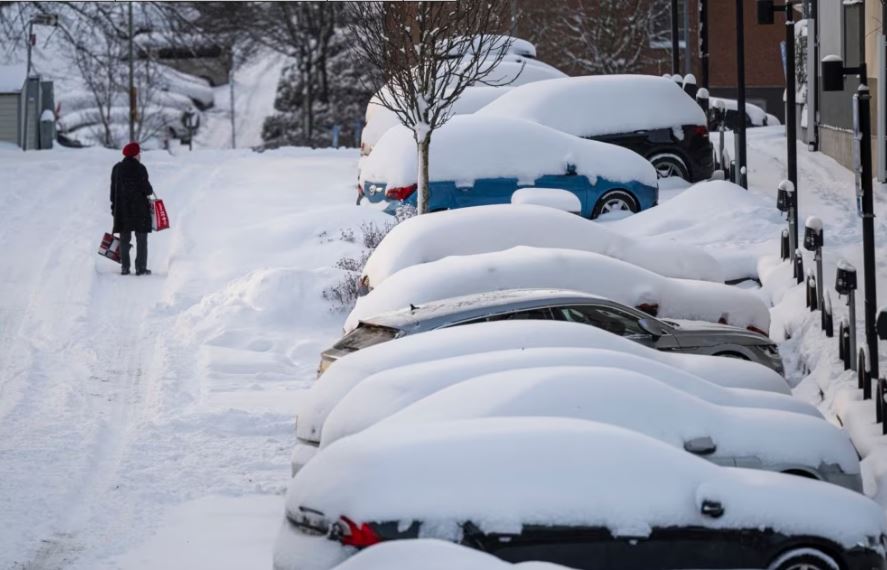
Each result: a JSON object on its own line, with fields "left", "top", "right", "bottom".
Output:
{"left": 822, "top": 54, "right": 879, "bottom": 385}
{"left": 757, "top": 0, "right": 799, "bottom": 247}
{"left": 735, "top": 0, "right": 748, "bottom": 188}
{"left": 22, "top": 13, "right": 57, "bottom": 151}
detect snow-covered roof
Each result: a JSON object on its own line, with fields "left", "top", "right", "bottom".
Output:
{"left": 347, "top": 246, "right": 769, "bottom": 332}
{"left": 320, "top": 347, "right": 819, "bottom": 450}
{"left": 297, "top": 321, "right": 789, "bottom": 444}
{"left": 477, "top": 75, "right": 707, "bottom": 137}
{"left": 359, "top": 115, "right": 657, "bottom": 189}
{"left": 332, "top": 539, "right": 570, "bottom": 570}
{"left": 0, "top": 64, "right": 26, "bottom": 93}
{"left": 379, "top": 367, "right": 858, "bottom": 473}
{"left": 289, "top": 418, "right": 885, "bottom": 548}
{"left": 360, "top": 204, "right": 722, "bottom": 289}
{"left": 511, "top": 188, "right": 580, "bottom": 213}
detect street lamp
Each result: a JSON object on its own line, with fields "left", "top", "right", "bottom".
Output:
{"left": 22, "top": 13, "right": 58, "bottom": 151}
{"left": 757, "top": 0, "right": 799, "bottom": 248}
{"left": 821, "top": 54, "right": 880, "bottom": 385}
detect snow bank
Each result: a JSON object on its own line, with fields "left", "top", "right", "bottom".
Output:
{"left": 348, "top": 246, "right": 769, "bottom": 332}
{"left": 380, "top": 367, "right": 859, "bottom": 475}
{"left": 289, "top": 418, "right": 885, "bottom": 549}
{"left": 361, "top": 204, "right": 723, "bottom": 289}
{"left": 297, "top": 321, "right": 789, "bottom": 445}
{"left": 511, "top": 188, "right": 580, "bottom": 213}
{"left": 332, "top": 540, "right": 569, "bottom": 570}
{"left": 321, "top": 347, "right": 819, "bottom": 449}
{"left": 610, "top": 180, "right": 784, "bottom": 281}
{"left": 478, "top": 75, "right": 707, "bottom": 137}
{"left": 360, "top": 115, "right": 657, "bottom": 189}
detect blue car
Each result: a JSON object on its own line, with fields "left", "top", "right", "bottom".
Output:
{"left": 358, "top": 115, "right": 658, "bottom": 219}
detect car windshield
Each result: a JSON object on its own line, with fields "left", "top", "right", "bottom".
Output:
{"left": 333, "top": 325, "right": 399, "bottom": 351}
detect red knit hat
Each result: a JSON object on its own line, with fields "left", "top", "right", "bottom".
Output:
{"left": 122, "top": 142, "right": 140, "bottom": 158}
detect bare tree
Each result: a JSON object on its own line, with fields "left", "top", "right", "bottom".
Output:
{"left": 519, "top": 0, "right": 672, "bottom": 76}
{"left": 346, "top": 1, "right": 512, "bottom": 214}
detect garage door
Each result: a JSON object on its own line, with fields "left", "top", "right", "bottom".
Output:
{"left": 0, "top": 95, "right": 19, "bottom": 145}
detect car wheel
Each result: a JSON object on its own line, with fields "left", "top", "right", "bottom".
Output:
{"left": 649, "top": 153, "right": 690, "bottom": 180}
{"left": 591, "top": 190, "right": 639, "bottom": 219}
{"left": 768, "top": 549, "right": 840, "bottom": 570}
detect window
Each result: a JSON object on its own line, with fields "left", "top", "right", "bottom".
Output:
{"left": 556, "top": 305, "right": 650, "bottom": 340}
{"left": 333, "top": 324, "right": 398, "bottom": 350}
{"left": 485, "top": 307, "right": 556, "bottom": 322}
{"left": 649, "top": 0, "right": 687, "bottom": 50}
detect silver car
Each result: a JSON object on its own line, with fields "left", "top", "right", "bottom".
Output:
{"left": 320, "top": 289, "right": 784, "bottom": 375}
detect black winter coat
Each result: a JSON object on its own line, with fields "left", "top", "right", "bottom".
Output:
{"left": 111, "top": 157, "right": 154, "bottom": 233}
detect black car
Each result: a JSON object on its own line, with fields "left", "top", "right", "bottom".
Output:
{"left": 275, "top": 418, "right": 887, "bottom": 570}
{"left": 478, "top": 74, "right": 715, "bottom": 182}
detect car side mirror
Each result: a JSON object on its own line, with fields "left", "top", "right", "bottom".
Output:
{"left": 684, "top": 436, "right": 717, "bottom": 456}
{"left": 638, "top": 318, "right": 668, "bottom": 339}
{"left": 700, "top": 499, "right": 724, "bottom": 518}
{"left": 878, "top": 309, "right": 887, "bottom": 340}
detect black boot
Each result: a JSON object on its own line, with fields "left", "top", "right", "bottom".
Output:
{"left": 121, "top": 267, "right": 131, "bottom": 275}
{"left": 136, "top": 269, "right": 151, "bottom": 276}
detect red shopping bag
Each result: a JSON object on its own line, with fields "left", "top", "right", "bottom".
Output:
{"left": 151, "top": 198, "right": 170, "bottom": 232}
{"left": 97, "top": 232, "right": 121, "bottom": 263}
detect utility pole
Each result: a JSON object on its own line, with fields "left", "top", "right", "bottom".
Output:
{"left": 700, "top": 0, "right": 710, "bottom": 89}
{"left": 128, "top": 1, "right": 136, "bottom": 143}
{"left": 671, "top": 0, "right": 680, "bottom": 75}
{"left": 736, "top": 0, "right": 748, "bottom": 188}
{"left": 229, "top": 64, "right": 236, "bottom": 149}
{"left": 22, "top": 14, "right": 57, "bottom": 151}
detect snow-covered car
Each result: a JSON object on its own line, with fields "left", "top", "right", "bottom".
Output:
{"left": 477, "top": 75, "right": 714, "bottom": 182}
{"left": 275, "top": 418, "right": 887, "bottom": 570}
{"left": 330, "top": 539, "right": 572, "bottom": 570}
{"left": 338, "top": 288, "right": 778, "bottom": 371}
{"left": 310, "top": 347, "right": 819, "bottom": 476}
{"left": 360, "top": 204, "right": 724, "bottom": 292}
{"left": 359, "top": 115, "right": 658, "bottom": 218}
{"left": 710, "top": 97, "right": 781, "bottom": 130}
{"left": 379, "top": 367, "right": 861, "bottom": 490}
{"left": 299, "top": 320, "right": 790, "bottom": 475}
{"left": 348, "top": 248, "right": 769, "bottom": 334}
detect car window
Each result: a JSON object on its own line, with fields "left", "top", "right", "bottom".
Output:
{"left": 333, "top": 325, "right": 399, "bottom": 350}
{"left": 557, "top": 305, "right": 649, "bottom": 339}
{"left": 485, "top": 307, "right": 555, "bottom": 322}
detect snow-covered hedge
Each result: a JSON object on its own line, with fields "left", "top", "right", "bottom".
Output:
{"left": 320, "top": 347, "right": 819, "bottom": 450}
{"left": 360, "top": 115, "right": 657, "bottom": 190}
{"left": 360, "top": 204, "right": 723, "bottom": 289}
{"left": 478, "top": 74, "right": 708, "bottom": 137}
{"left": 348, "top": 246, "right": 768, "bottom": 332}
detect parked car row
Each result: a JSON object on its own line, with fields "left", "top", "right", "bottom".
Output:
{"left": 274, "top": 199, "right": 886, "bottom": 570}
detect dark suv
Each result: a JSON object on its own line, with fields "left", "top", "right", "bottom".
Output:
{"left": 478, "top": 74, "right": 715, "bottom": 182}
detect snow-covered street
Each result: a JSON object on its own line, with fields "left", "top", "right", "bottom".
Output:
{"left": 0, "top": 146, "right": 388, "bottom": 569}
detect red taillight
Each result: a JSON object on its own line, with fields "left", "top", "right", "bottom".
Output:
{"left": 385, "top": 184, "right": 417, "bottom": 201}
{"left": 747, "top": 325, "right": 769, "bottom": 338}
{"left": 357, "top": 184, "right": 364, "bottom": 195}
{"left": 688, "top": 125, "right": 709, "bottom": 139}
{"left": 636, "top": 303, "right": 660, "bottom": 317}
{"left": 336, "top": 516, "right": 381, "bottom": 548}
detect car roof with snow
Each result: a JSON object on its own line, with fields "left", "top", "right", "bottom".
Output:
{"left": 477, "top": 74, "right": 707, "bottom": 138}
{"left": 288, "top": 418, "right": 885, "bottom": 548}
{"left": 360, "top": 204, "right": 724, "bottom": 289}
{"left": 359, "top": 114, "right": 658, "bottom": 190}
{"left": 378, "top": 366, "right": 858, "bottom": 474}
{"left": 297, "top": 321, "right": 789, "bottom": 445}
{"left": 320, "top": 348, "right": 819, "bottom": 450}
{"left": 347, "top": 245, "right": 769, "bottom": 333}
{"left": 359, "top": 288, "right": 608, "bottom": 331}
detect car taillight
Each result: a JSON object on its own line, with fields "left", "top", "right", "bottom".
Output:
{"left": 334, "top": 517, "right": 381, "bottom": 548}
{"left": 357, "top": 184, "right": 364, "bottom": 195}
{"left": 385, "top": 184, "right": 417, "bottom": 201}
{"left": 688, "top": 125, "right": 709, "bottom": 139}
{"left": 747, "top": 325, "right": 769, "bottom": 338}
{"left": 636, "top": 303, "right": 660, "bottom": 317}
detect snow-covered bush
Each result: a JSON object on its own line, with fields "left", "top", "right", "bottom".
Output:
{"left": 322, "top": 221, "right": 396, "bottom": 310}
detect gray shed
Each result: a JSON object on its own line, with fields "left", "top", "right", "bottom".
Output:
{"left": 0, "top": 64, "right": 55, "bottom": 150}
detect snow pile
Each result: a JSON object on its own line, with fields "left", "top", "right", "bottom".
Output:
{"left": 359, "top": 115, "right": 657, "bottom": 189}
{"left": 511, "top": 188, "right": 581, "bottom": 213}
{"left": 332, "top": 540, "right": 570, "bottom": 570}
{"left": 321, "top": 347, "right": 818, "bottom": 449}
{"left": 379, "top": 367, "right": 859, "bottom": 475}
{"left": 478, "top": 75, "right": 707, "bottom": 137}
{"left": 347, "top": 246, "right": 769, "bottom": 332}
{"left": 361, "top": 204, "right": 723, "bottom": 289}
{"left": 288, "top": 418, "right": 885, "bottom": 548}
{"left": 298, "top": 320, "right": 789, "bottom": 446}
{"left": 611, "top": 180, "right": 785, "bottom": 281}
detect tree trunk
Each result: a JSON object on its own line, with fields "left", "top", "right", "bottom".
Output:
{"left": 417, "top": 134, "right": 431, "bottom": 214}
